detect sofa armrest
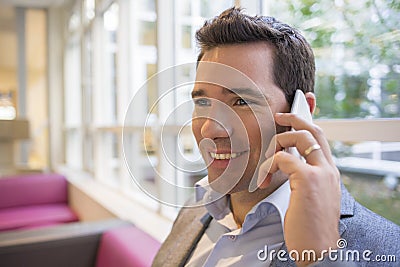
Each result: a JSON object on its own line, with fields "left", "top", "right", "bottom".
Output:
{"left": 96, "top": 225, "right": 161, "bottom": 267}
{"left": 0, "top": 219, "right": 130, "bottom": 267}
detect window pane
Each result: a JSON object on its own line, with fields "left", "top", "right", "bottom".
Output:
{"left": 64, "top": 39, "right": 81, "bottom": 127}
{"left": 96, "top": 132, "right": 120, "bottom": 187}
{"left": 146, "top": 63, "right": 158, "bottom": 114}
{"left": 83, "top": 31, "right": 93, "bottom": 124}
{"left": 83, "top": 30, "right": 93, "bottom": 171}
{"left": 267, "top": 0, "right": 400, "bottom": 119}
{"left": 200, "top": 0, "right": 232, "bottom": 18}
{"left": 139, "top": 21, "right": 156, "bottom": 46}
{"left": 181, "top": 25, "right": 192, "bottom": 49}
{"left": 66, "top": 129, "right": 82, "bottom": 169}
{"left": 100, "top": 3, "right": 119, "bottom": 124}
{"left": 180, "top": 0, "right": 192, "bottom": 16}
{"left": 139, "top": 0, "right": 156, "bottom": 13}
{"left": 68, "top": 11, "right": 80, "bottom": 32}
{"left": 83, "top": 0, "right": 95, "bottom": 22}
{"left": 124, "top": 131, "right": 158, "bottom": 195}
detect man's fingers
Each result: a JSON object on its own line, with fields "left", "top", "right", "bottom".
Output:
{"left": 268, "top": 130, "right": 326, "bottom": 166}
{"left": 274, "top": 113, "right": 335, "bottom": 166}
{"left": 258, "top": 151, "right": 305, "bottom": 189}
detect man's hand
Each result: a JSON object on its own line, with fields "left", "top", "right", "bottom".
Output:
{"left": 259, "top": 112, "right": 341, "bottom": 266}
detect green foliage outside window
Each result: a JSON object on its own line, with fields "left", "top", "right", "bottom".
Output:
{"left": 270, "top": 0, "right": 400, "bottom": 118}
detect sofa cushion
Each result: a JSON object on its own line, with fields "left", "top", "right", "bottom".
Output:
{"left": 0, "top": 173, "right": 69, "bottom": 209}
{"left": 96, "top": 225, "right": 161, "bottom": 267}
{"left": 0, "top": 219, "right": 130, "bottom": 267}
{"left": 0, "top": 204, "right": 79, "bottom": 231}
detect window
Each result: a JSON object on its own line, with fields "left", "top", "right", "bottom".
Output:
{"left": 64, "top": 35, "right": 82, "bottom": 169}
{"left": 82, "top": 30, "right": 94, "bottom": 172}
{"left": 264, "top": 0, "right": 400, "bottom": 224}
{"left": 83, "top": 0, "right": 95, "bottom": 23}
{"left": 61, "top": 0, "right": 400, "bottom": 225}
{"left": 267, "top": 0, "right": 399, "bottom": 119}
{"left": 98, "top": 2, "right": 119, "bottom": 125}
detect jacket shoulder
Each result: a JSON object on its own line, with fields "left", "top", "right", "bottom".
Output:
{"left": 341, "top": 199, "right": 400, "bottom": 264}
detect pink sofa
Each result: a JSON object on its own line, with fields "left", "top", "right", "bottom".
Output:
{"left": 0, "top": 174, "right": 161, "bottom": 266}
{"left": 96, "top": 224, "right": 161, "bottom": 267}
{"left": 0, "top": 173, "right": 79, "bottom": 231}
{"left": 0, "top": 219, "right": 161, "bottom": 267}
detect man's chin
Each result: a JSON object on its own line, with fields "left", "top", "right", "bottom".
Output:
{"left": 208, "top": 170, "right": 288, "bottom": 195}
{"left": 207, "top": 175, "right": 240, "bottom": 195}
{"left": 207, "top": 171, "right": 254, "bottom": 195}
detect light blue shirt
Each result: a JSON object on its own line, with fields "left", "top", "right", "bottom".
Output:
{"left": 185, "top": 177, "right": 290, "bottom": 267}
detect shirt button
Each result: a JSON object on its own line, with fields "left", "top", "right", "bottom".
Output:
{"left": 229, "top": 235, "right": 236, "bottom": 241}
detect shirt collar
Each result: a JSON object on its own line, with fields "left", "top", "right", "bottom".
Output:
{"left": 195, "top": 177, "right": 230, "bottom": 220}
{"left": 247, "top": 180, "right": 290, "bottom": 230}
{"left": 195, "top": 177, "right": 290, "bottom": 229}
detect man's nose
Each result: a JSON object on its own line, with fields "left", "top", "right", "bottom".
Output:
{"left": 200, "top": 103, "right": 233, "bottom": 139}
{"left": 200, "top": 117, "right": 232, "bottom": 139}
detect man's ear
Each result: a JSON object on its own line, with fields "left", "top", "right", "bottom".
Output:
{"left": 305, "top": 92, "right": 316, "bottom": 115}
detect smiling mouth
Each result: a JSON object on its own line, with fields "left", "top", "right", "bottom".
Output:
{"left": 209, "top": 151, "right": 247, "bottom": 160}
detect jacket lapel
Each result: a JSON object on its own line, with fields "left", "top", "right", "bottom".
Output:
{"left": 152, "top": 205, "right": 212, "bottom": 267}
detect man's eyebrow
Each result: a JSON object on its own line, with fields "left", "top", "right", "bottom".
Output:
{"left": 191, "top": 89, "right": 205, "bottom": 98}
{"left": 225, "top": 87, "right": 269, "bottom": 101}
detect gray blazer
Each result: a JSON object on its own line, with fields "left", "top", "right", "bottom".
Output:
{"left": 153, "top": 184, "right": 400, "bottom": 266}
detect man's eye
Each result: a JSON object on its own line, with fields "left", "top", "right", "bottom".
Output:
{"left": 234, "top": 98, "right": 249, "bottom": 106}
{"left": 193, "top": 98, "right": 211, "bottom": 106}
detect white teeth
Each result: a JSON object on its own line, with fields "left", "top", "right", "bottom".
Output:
{"left": 210, "top": 152, "right": 243, "bottom": 160}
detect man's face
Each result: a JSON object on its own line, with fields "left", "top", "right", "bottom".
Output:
{"left": 191, "top": 43, "right": 289, "bottom": 194}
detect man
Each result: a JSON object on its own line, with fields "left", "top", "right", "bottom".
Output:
{"left": 153, "top": 7, "right": 400, "bottom": 267}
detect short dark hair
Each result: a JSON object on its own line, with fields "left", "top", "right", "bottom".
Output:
{"left": 195, "top": 7, "right": 315, "bottom": 105}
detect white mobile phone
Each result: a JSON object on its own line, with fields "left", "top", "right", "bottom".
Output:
{"left": 286, "top": 89, "right": 313, "bottom": 160}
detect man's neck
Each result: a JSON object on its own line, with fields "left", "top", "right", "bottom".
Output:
{"left": 230, "top": 174, "right": 287, "bottom": 228}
